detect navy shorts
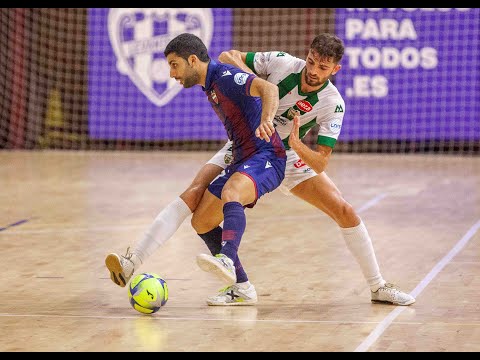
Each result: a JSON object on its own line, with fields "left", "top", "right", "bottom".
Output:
{"left": 208, "top": 151, "right": 286, "bottom": 208}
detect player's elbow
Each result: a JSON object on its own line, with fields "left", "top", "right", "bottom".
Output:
{"left": 270, "top": 82, "right": 279, "bottom": 97}
{"left": 265, "top": 81, "right": 279, "bottom": 103}
{"left": 218, "top": 50, "right": 236, "bottom": 63}
{"left": 218, "top": 51, "right": 228, "bottom": 63}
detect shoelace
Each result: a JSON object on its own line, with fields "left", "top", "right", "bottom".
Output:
{"left": 379, "top": 283, "right": 404, "bottom": 298}
{"left": 383, "top": 283, "right": 399, "bottom": 291}
{"left": 123, "top": 246, "right": 133, "bottom": 260}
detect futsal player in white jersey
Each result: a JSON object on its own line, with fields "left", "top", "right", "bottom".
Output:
{"left": 105, "top": 33, "right": 415, "bottom": 306}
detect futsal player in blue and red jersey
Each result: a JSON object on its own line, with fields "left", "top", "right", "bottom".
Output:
{"left": 164, "top": 33, "right": 286, "bottom": 300}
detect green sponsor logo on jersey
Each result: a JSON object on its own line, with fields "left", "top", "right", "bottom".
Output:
{"left": 334, "top": 104, "right": 343, "bottom": 113}
{"left": 276, "top": 52, "right": 286, "bottom": 57}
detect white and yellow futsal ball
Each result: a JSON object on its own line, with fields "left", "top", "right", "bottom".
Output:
{"left": 128, "top": 273, "right": 168, "bottom": 314}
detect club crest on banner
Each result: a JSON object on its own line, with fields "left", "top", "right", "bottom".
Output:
{"left": 108, "top": 8, "right": 213, "bottom": 107}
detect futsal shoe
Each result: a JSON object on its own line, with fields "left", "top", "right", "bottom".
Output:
{"left": 105, "top": 248, "right": 137, "bottom": 287}
{"left": 206, "top": 283, "right": 258, "bottom": 306}
{"left": 196, "top": 253, "right": 236, "bottom": 285}
{"left": 371, "top": 282, "right": 416, "bottom": 305}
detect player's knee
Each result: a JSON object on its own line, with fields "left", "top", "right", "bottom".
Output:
{"left": 220, "top": 186, "right": 241, "bottom": 203}
{"left": 342, "top": 202, "right": 356, "bottom": 218}
{"left": 335, "top": 201, "right": 358, "bottom": 226}
{"left": 180, "top": 184, "right": 208, "bottom": 212}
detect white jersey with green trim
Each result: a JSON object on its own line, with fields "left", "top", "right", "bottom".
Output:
{"left": 245, "top": 51, "right": 345, "bottom": 149}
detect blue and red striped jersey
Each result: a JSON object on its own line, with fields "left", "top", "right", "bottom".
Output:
{"left": 203, "top": 60, "right": 285, "bottom": 165}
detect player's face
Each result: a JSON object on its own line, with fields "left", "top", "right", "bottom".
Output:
{"left": 167, "top": 53, "right": 200, "bottom": 88}
{"left": 303, "top": 49, "right": 341, "bottom": 88}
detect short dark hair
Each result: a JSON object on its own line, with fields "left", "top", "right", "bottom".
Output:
{"left": 310, "top": 33, "right": 344, "bottom": 63}
{"left": 164, "top": 33, "right": 210, "bottom": 62}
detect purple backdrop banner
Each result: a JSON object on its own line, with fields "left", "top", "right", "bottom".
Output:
{"left": 88, "top": 8, "right": 232, "bottom": 140}
{"left": 335, "top": 8, "right": 480, "bottom": 141}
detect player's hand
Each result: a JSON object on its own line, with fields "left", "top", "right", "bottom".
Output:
{"left": 255, "top": 120, "right": 275, "bottom": 142}
{"left": 288, "top": 114, "right": 301, "bottom": 149}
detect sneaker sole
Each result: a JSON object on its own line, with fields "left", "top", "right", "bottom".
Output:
{"left": 371, "top": 298, "right": 416, "bottom": 306}
{"left": 196, "top": 254, "right": 236, "bottom": 286}
{"left": 207, "top": 299, "right": 257, "bottom": 306}
{"left": 105, "top": 254, "right": 127, "bottom": 287}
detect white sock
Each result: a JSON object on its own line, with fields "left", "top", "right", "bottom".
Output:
{"left": 131, "top": 196, "right": 192, "bottom": 266}
{"left": 341, "top": 220, "right": 386, "bottom": 292}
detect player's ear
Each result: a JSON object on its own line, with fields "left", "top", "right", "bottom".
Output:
{"left": 188, "top": 55, "right": 197, "bottom": 67}
{"left": 332, "top": 64, "right": 341, "bottom": 76}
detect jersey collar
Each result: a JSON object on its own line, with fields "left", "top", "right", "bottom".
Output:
{"left": 203, "top": 59, "right": 217, "bottom": 91}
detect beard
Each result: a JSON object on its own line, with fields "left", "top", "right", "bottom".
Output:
{"left": 304, "top": 70, "right": 327, "bottom": 87}
{"left": 182, "top": 70, "right": 200, "bottom": 88}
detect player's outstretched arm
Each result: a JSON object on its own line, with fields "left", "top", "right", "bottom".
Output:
{"left": 218, "top": 50, "right": 252, "bottom": 74}
{"left": 249, "top": 77, "right": 278, "bottom": 142}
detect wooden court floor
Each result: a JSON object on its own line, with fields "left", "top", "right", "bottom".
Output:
{"left": 0, "top": 150, "right": 479, "bottom": 352}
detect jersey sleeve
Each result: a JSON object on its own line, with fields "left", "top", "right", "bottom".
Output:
{"left": 245, "top": 51, "right": 290, "bottom": 77}
{"left": 220, "top": 66, "right": 257, "bottom": 97}
{"left": 316, "top": 99, "right": 346, "bottom": 148}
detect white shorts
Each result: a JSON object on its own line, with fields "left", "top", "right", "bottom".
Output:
{"left": 207, "top": 141, "right": 317, "bottom": 195}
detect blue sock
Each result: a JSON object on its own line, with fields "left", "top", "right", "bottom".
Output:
{"left": 221, "top": 201, "right": 248, "bottom": 282}
{"left": 234, "top": 254, "right": 248, "bottom": 283}
{"left": 198, "top": 226, "right": 222, "bottom": 255}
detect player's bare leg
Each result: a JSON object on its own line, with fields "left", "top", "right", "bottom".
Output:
{"left": 191, "top": 188, "right": 225, "bottom": 235}
{"left": 192, "top": 186, "right": 258, "bottom": 305}
{"left": 194, "top": 191, "right": 257, "bottom": 304}
{"left": 180, "top": 163, "right": 225, "bottom": 212}
{"left": 290, "top": 172, "right": 415, "bottom": 305}
{"left": 193, "top": 189, "right": 237, "bottom": 285}
{"left": 105, "top": 163, "right": 223, "bottom": 287}
{"left": 193, "top": 173, "right": 257, "bottom": 291}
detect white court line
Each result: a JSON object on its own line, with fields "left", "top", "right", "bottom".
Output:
{"left": 354, "top": 219, "right": 480, "bottom": 352}
{"left": 0, "top": 312, "right": 421, "bottom": 325}
{"left": 356, "top": 193, "right": 388, "bottom": 213}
